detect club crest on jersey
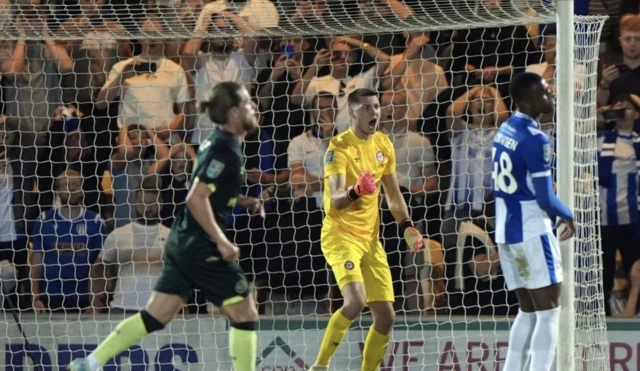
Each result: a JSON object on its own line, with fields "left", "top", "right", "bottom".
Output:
{"left": 345, "top": 261, "right": 354, "bottom": 270}
{"left": 376, "top": 151, "right": 384, "bottom": 163}
{"left": 207, "top": 159, "right": 225, "bottom": 179}
{"left": 326, "top": 150, "right": 335, "bottom": 165}
{"left": 235, "top": 279, "right": 249, "bottom": 294}
{"left": 543, "top": 144, "right": 551, "bottom": 165}
{"left": 76, "top": 223, "right": 86, "bottom": 235}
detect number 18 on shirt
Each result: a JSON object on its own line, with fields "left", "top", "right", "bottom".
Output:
{"left": 492, "top": 113, "right": 572, "bottom": 291}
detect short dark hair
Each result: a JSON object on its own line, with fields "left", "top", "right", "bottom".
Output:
{"left": 140, "top": 174, "right": 161, "bottom": 191}
{"left": 136, "top": 174, "right": 163, "bottom": 199}
{"left": 312, "top": 91, "right": 338, "bottom": 108}
{"left": 542, "top": 24, "right": 557, "bottom": 38}
{"left": 347, "top": 88, "right": 378, "bottom": 107}
{"left": 509, "top": 72, "right": 544, "bottom": 107}
{"left": 198, "top": 82, "right": 245, "bottom": 125}
{"left": 612, "top": 94, "right": 640, "bottom": 112}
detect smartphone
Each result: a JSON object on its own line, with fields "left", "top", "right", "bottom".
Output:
{"left": 133, "top": 62, "right": 158, "bottom": 74}
{"left": 602, "top": 108, "right": 626, "bottom": 122}
{"left": 281, "top": 44, "right": 295, "bottom": 60}
{"left": 616, "top": 64, "right": 631, "bottom": 74}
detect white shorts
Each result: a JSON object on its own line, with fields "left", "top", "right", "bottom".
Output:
{"left": 498, "top": 233, "right": 563, "bottom": 291}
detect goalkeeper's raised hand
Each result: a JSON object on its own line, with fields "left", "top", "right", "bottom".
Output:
{"left": 400, "top": 218, "right": 424, "bottom": 254}
{"left": 347, "top": 171, "right": 377, "bottom": 201}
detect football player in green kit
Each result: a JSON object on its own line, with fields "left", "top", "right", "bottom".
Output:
{"left": 69, "top": 81, "right": 263, "bottom": 371}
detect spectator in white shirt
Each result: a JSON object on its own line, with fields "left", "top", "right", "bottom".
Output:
{"left": 288, "top": 92, "right": 338, "bottom": 207}
{"left": 291, "top": 36, "right": 401, "bottom": 132}
{"left": 183, "top": 6, "right": 257, "bottom": 144}
{"left": 0, "top": 10, "right": 72, "bottom": 222}
{"left": 441, "top": 85, "right": 509, "bottom": 251}
{"left": 287, "top": 92, "right": 338, "bottom": 307}
{"left": 379, "top": 90, "right": 438, "bottom": 204}
{"left": 88, "top": 183, "right": 170, "bottom": 313}
{"left": 379, "top": 90, "right": 437, "bottom": 310}
{"left": 96, "top": 16, "right": 190, "bottom": 141}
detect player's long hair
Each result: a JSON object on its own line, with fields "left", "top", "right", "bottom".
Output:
{"left": 198, "top": 81, "right": 244, "bottom": 125}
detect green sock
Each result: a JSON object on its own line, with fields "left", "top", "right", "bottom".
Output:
{"left": 90, "top": 313, "right": 149, "bottom": 366}
{"left": 229, "top": 327, "right": 257, "bottom": 371}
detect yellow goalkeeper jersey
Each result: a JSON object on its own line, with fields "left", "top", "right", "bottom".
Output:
{"left": 322, "top": 128, "right": 396, "bottom": 242}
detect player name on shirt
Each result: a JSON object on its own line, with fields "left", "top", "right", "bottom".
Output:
{"left": 494, "top": 132, "right": 519, "bottom": 151}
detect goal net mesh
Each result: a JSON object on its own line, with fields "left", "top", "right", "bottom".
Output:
{"left": 573, "top": 17, "right": 609, "bottom": 371}
{"left": 0, "top": 0, "right": 609, "bottom": 369}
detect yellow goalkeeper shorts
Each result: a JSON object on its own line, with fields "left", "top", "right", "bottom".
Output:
{"left": 321, "top": 234, "right": 394, "bottom": 303}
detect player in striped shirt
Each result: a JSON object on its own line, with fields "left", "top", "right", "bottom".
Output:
{"left": 492, "top": 73, "right": 575, "bottom": 371}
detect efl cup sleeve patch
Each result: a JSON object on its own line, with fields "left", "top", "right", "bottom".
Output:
{"left": 543, "top": 144, "right": 551, "bottom": 165}
{"left": 207, "top": 159, "right": 225, "bottom": 179}
{"left": 326, "top": 150, "right": 335, "bottom": 165}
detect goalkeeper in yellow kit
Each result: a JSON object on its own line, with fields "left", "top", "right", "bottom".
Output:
{"left": 310, "top": 89, "right": 424, "bottom": 371}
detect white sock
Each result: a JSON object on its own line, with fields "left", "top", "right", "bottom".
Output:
{"left": 87, "top": 354, "right": 101, "bottom": 371}
{"left": 504, "top": 310, "right": 537, "bottom": 371}
{"left": 529, "top": 307, "right": 561, "bottom": 371}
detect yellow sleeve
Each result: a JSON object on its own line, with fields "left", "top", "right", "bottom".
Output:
{"left": 383, "top": 138, "right": 396, "bottom": 175}
{"left": 324, "top": 146, "right": 349, "bottom": 177}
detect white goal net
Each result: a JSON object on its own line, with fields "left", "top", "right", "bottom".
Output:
{"left": 0, "top": 0, "right": 609, "bottom": 369}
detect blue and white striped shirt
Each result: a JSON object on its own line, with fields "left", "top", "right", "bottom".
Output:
{"left": 598, "top": 131, "right": 640, "bottom": 226}
{"left": 493, "top": 113, "right": 554, "bottom": 244}
{"left": 447, "top": 127, "right": 497, "bottom": 213}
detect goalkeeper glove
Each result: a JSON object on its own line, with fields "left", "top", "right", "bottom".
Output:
{"left": 400, "top": 218, "right": 424, "bottom": 254}
{"left": 347, "top": 171, "right": 377, "bottom": 201}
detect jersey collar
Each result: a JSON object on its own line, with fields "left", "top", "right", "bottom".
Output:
{"left": 55, "top": 207, "right": 87, "bottom": 222}
{"left": 347, "top": 127, "right": 373, "bottom": 145}
{"left": 513, "top": 111, "right": 539, "bottom": 128}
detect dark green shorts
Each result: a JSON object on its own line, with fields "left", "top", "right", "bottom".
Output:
{"left": 154, "top": 238, "right": 250, "bottom": 307}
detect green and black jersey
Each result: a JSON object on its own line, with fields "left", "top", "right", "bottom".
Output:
{"left": 155, "top": 128, "right": 250, "bottom": 306}
{"left": 169, "top": 128, "right": 243, "bottom": 246}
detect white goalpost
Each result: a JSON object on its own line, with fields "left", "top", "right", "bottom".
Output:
{"left": 0, "top": 0, "right": 611, "bottom": 369}
{"left": 556, "top": 2, "right": 577, "bottom": 368}
{"left": 561, "top": 11, "right": 610, "bottom": 371}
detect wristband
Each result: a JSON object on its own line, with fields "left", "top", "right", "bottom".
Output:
{"left": 399, "top": 218, "right": 413, "bottom": 235}
{"left": 347, "top": 186, "right": 360, "bottom": 201}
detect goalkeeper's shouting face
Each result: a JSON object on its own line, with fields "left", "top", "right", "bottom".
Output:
{"left": 348, "top": 89, "right": 381, "bottom": 137}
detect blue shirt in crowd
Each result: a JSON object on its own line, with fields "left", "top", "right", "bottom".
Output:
{"left": 32, "top": 208, "right": 107, "bottom": 301}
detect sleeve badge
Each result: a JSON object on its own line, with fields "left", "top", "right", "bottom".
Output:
{"left": 326, "top": 150, "right": 335, "bottom": 165}
{"left": 207, "top": 159, "right": 225, "bottom": 179}
{"left": 543, "top": 144, "right": 552, "bottom": 165}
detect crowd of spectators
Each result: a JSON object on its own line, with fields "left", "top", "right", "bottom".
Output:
{"left": 0, "top": 0, "right": 638, "bottom": 319}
